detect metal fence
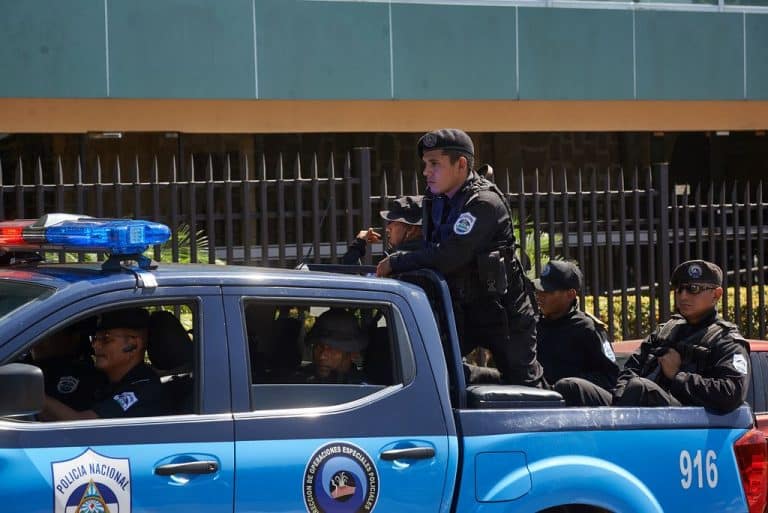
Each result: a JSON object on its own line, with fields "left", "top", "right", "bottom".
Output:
{"left": 1, "top": 148, "right": 766, "bottom": 340}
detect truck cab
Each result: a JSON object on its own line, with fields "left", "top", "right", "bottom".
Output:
{"left": 0, "top": 215, "right": 764, "bottom": 513}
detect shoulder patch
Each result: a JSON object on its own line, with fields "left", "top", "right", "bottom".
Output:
{"left": 113, "top": 391, "right": 138, "bottom": 411}
{"left": 732, "top": 354, "right": 748, "bottom": 375}
{"left": 602, "top": 339, "right": 616, "bottom": 362}
{"left": 453, "top": 212, "right": 477, "bottom": 235}
{"left": 56, "top": 375, "right": 80, "bottom": 394}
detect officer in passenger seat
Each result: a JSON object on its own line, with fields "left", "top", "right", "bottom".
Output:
{"left": 300, "top": 309, "right": 369, "bottom": 384}
{"left": 39, "top": 308, "right": 167, "bottom": 420}
{"left": 376, "top": 128, "right": 544, "bottom": 387}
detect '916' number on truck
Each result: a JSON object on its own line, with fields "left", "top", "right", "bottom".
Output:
{"left": 680, "top": 450, "right": 718, "bottom": 489}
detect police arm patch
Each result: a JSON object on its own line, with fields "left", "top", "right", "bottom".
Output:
{"left": 113, "top": 391, "right": 138, "bottom": 411}
{"left": 732, "top": 353, "right": 748, "bottom": 375}
{"left": 453, "top": 212, "right": 477, "bottom": 235}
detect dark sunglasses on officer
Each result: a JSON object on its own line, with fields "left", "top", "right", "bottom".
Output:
{"left": 674, "top": 283, "right": 717, "bottom": 295}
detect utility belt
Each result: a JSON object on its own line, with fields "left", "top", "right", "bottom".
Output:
{"left": 451, "top": 247, "right": 523, "bottom": 302}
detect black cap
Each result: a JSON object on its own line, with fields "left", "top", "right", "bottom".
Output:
{"left": 417, "top": 128, "right": 474, "bottom": 159}
{"left": 307, "top": 309, "right": 368, "bottom": 353}
{"left": 380, "top": 196, "right": 423, "bottom": 226}
{"left": 95, "top": 308, "right": 150, "bottom": 332}
{"left": 533, "top": 261, "right": 583, "bottom": 292}
{"left": 671, "top": 260, "right": 723, "bottom": 287}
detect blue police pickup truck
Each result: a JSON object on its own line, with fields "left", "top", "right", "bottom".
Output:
{"left": 0, "top": 214, "right": 765, "bottom": 513}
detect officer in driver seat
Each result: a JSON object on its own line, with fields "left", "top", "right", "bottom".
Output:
{"left": 39, "top": 308, "right": 167, "bottom": 420}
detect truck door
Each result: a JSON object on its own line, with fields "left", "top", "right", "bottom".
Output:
{"left": 225, "top": 286, "right": 454, "bottom": 513}
{"left": 0, "top": 287, "right": 234, "bottom": 513}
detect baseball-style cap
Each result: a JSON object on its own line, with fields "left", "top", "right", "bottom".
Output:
{"left": 307, "top": 309, "right": 369, "bottom": 353}
{"left": 95, "top": 308, "right": 150, "bottom": 332}
{"left": 417, "top": 128, "right": 475, "bottom": 159}
{"left": 533, "top": 261, "right": 583, "bottom": 292}
{"left": 670, "top": 260, "right": 723, "bottom": 287}
{"left": 380, "top": 196, "right": 423, "bottom": 226}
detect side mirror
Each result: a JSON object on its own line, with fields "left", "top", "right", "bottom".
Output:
{"left": 0, "top": 363, "right": 44, "bottom": 416}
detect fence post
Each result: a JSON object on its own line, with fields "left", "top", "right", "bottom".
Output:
{"left": 354, "top": 147, "right": 373, "bottom": 264}
{"left": 655, "top": 162, "right": 671, "bottom": 319}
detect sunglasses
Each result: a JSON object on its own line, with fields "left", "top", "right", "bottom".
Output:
{"left": 674, "top": 284, "right": 717, "bottom": 295}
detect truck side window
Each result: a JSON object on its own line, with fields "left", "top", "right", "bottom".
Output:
{"left": 245, "top": 300, "right": 401, "bottom": 410}
{"left": 25, "top": 303, "right": 196, "bottom": 421}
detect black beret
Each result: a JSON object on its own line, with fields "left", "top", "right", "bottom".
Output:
{"left": 417, "top": 128, "right": 474, "bottom": 158}
{"left": 671, "top": 260, "right": 723, "bottom": 287}
{"left": 380, "top": 196, "right": 423, "bottom": 226}
{"left": 95, "top": 308, "right": 150, "bottom": 332}
{"left": 533, "top": 260, "right": 583, "bottom": 292}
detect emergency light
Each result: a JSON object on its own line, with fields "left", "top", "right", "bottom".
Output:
{"left": 0, "top": 214, "right": 171, "bottom": 257}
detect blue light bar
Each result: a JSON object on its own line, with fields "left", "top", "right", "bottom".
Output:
{"left": 43, "top": 218, "right": 171, "bottom": 255}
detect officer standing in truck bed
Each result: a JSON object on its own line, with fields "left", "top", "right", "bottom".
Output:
{"left": 376, "top": 128, "right": 543, "bottom": 387}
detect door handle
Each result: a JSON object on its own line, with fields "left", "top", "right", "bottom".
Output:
{"left": 154, "top": 460, "right": 219, "bottom": 476}
{"left": 380, "top": 447, "right": 435, "bottom": 461}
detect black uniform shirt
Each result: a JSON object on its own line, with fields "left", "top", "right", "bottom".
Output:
{"left": 620, "top": 309, "right": 750, "bottom": 412}
{"left": 37, "top": 358, "right": 107, "bottom": 411}
{"left": 389, "top": 171, "right": 512, "bottom": 278}
{"left": 537, "top": 306, "right": 619, "bottom": 390}
{"left": 92, "top": 362, "right": 166, "bottom": 418}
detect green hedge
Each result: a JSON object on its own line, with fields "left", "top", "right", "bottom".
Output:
{"left": 583, "top": 288, "right": 768, "bottom": 341}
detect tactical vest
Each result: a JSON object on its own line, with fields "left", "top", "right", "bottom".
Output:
{"left": 648, "top": 314, "right": 737, "bottom": 375}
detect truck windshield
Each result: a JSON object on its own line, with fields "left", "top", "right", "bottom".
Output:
{"left": 0, "top": 281, "right": 54, "bottom": 321}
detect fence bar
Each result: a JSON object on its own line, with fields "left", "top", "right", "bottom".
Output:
{"left": 151, "top": 157, "right": 162, "bottom": 262}
{"left": 618, "top": 171, "right": 628, "bottom": 339}
{"left": 561, "top": 169, "right": 570, "bottom": 261}
{"left": 276, "top": 156, "right": 286, "bottom": 268}
{"left": 732, "top": 183, "right": 741, "bottom": 327}
{"left": 605, "top": 172, "right": 615, "bottom": 341}
{"left": 533, "top": 170, "right": 542, "bottom": 276}
{"left": 224, "top": 155, "right": 234, "bottom": 265}
{"left": 355, "top": 148, "right": 372, "bottom": 265}
{"left": 695, "top": 184, "right": 703, "bottom": 259}
{"left": 576, "top": 170, "right": 586, "bottom": 310}
{"left": 260, "top": 155, "right": 270, "bottom": 266}
{"left": 133, "top": 156, "right": 142, "bottom": 220}
{"left": 294, "top": 154, "right": 304, "bottom": 266}
{"left": 632, "top": 169, "right": 642, "bottom": 335}
{"left": 16, "top": 157, "right": 24, "bottom": 218}
{"left": 744, "top": 182, "right": 753, "bottom": 338}
{"left": 311, "top": 154, "right": 321, "bottom": 264}
{"left": 646, "top": 167, "right": 657, "bottom": 329}
{"left": 205, "top": 156, "right": 216, "bottom": 265}
{"left": 590, "top": 169, "right": 600, "bottom": 317}
{"left": 682, "top": 184, "right": 691, "bottom": 262}
{"left": 517, "top": 170, "right": 528, "bottom": 274}
{"left": 170, "top": 157, "right": 180, "bottom": 263}
{"left": 328, "top": 155, "right": 338, "bottom": 263}
{"left": 547, "top": 169, "right": 556, "bottom": 261}
{"left": 671, "top": 189, "right": 680, "bottom": 268}
{"left": 35, "top": 157, "right": 44, "bottom": 218}
{"left": 719, "top": 183, "right": 729, "bottom": 319}
{"left": 241, "top": 153, "right": 253, "bottom": 265}
{"left": 656, "top": 163, "right": 670, "bottom": 320}
{"left": 758, "top": 181, "right": 766, "bottom": 338}
{"left": 344, "top": 153, "right": 353, "bottom": 245}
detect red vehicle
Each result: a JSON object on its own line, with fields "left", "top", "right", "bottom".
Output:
{"left": 614, "top": 339, "right": 768, "bottom": 433}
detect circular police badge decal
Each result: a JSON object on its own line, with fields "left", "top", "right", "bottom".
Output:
{"left": 304, "top": 442, "right": 379, "bottom": 513}
{"left": 423, "top": 133, "right": 437, "bottom": 148}
{"left": 688, "top": 263, "right": 703, "bottom": 278}
{"left": 541, "top": 263, "right": 552, "bottom": 277}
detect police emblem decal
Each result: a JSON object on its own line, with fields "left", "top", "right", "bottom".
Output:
{"left": 733, "top": 354, "right": 748, "bottom": 375}
{"left": 687, "top": 264, "right": 703, "bottom": 279}
{"left": 423, "top": 133, "right": 437, "bottom": 148}
{"left": 57, "top": 375, "right": 79, "bottom": 394}
{"left": 453, "top": 213, "right": 476, "bottom": 235}
{"left": 52, "top": 448, "right": 131, "bottom": 513}
{"left": 541, "top": 264, "right": 551, "bottom": 277}
{"left": 303, "top": 442, "right": 379, "bottom": 513}
{"left": 114, "top": 391, "right": 138, "bottom": 412}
